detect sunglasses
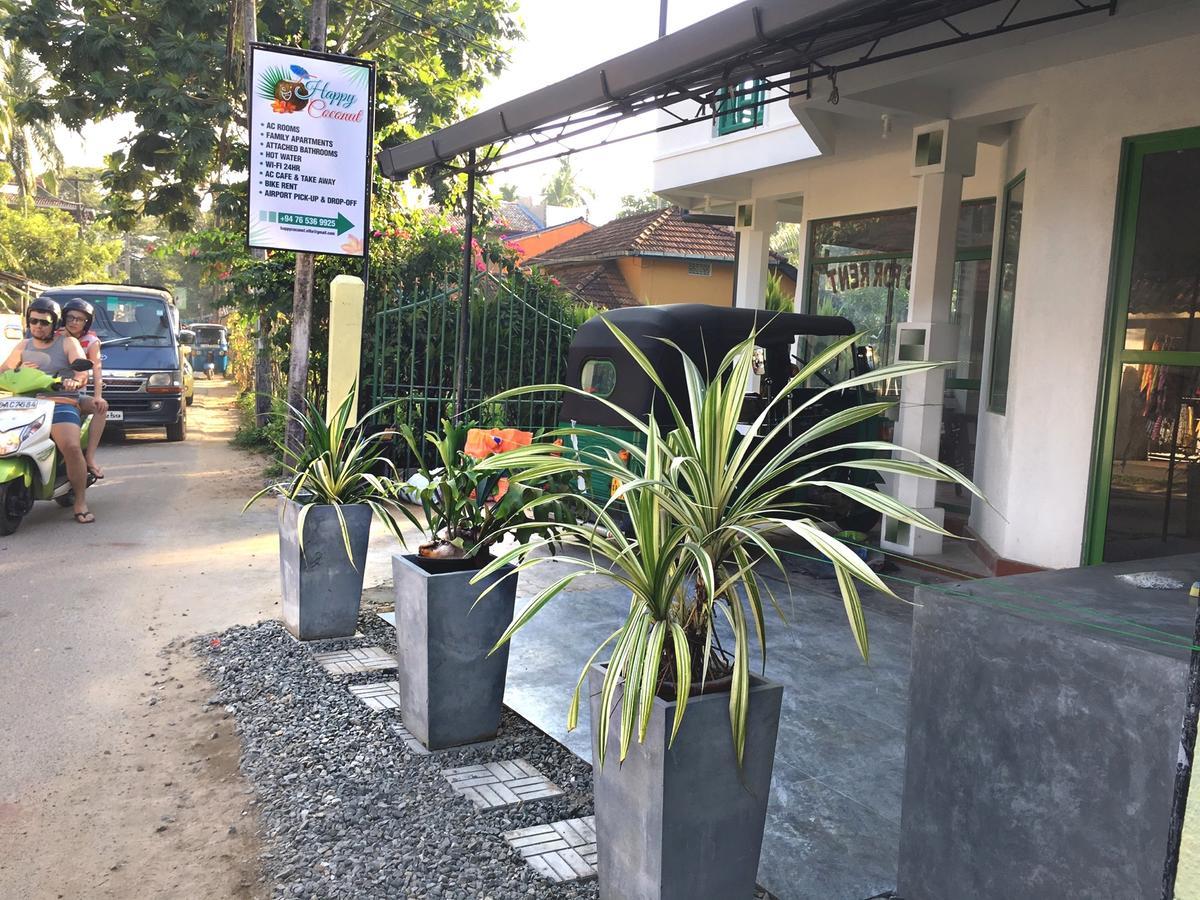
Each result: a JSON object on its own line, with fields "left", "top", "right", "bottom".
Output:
{"left": 28, "top": 317, "right": 53, "bottom": 326}
{"left": 65, "top": 315, "right": 88, "bottom": 324}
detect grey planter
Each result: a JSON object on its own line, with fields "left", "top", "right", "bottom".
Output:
{"left": 392, "top": 553, "right": 518, "bottom": 750}
{"left": 278, "top": 498, "right": 372, "bottom": 640}
{"left": 588, "top": 664, "right": 782, "bottom": 900}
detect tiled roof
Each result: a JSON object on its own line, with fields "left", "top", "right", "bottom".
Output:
{"left": 529, "top": 207, "right": 737, "bottom": 264}
{"left": 496, "top": 201, "right": 544, "bottom": 235}
{"left": 540, "top": 261, "right": 638, "bottom": 309}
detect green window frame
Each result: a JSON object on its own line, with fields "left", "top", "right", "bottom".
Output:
{"left": 987, "top": 172, "right": 1026, "bottom": 414}
{"left": 714, "top": 79, "right": 765, "bottom": 136}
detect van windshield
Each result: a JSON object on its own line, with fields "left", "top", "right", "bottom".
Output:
{"left": 88, "top": 295, "right": 174, "bottom": 347}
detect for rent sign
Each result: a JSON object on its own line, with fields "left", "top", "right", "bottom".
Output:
{"left": 247, "top": 43, "right": 374, "bottom": 257}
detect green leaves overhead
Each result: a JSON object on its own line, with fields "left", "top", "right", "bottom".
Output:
{"left": 6, "top": 0, "right": 521, "bottom": 230}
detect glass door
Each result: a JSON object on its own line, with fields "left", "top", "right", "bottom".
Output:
{"left": 1089, "top": 128, "right": 1200, "bottom": 563}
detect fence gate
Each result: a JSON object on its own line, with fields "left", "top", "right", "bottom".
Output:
{"left": 367, "top": 272, "right": 578, "bottom": 467}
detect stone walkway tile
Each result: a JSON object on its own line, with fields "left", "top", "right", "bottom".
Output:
{"left": 503, "top": 816, "right": 597, "bottom": 883}
{"left": 312, "top": 646, "right": 396, "bottom": 676}
{"left": 441, "top": 759, "right": 562, "bottom": 810}
{"left": 348, "top": 680, "right": 401, "bottom": 711}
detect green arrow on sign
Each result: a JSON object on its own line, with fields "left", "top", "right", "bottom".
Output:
{"left": 273, "top": 212, "right": 355, "bottom": 235}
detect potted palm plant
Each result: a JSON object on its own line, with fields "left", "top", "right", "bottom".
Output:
{"left": 390, "top": 422, "right": 578, "bottom": 750}
{"left": 246, "top": 390, "right": 406, "bottom": 641}
{"left": 475, "top": 323, "right": 979, "bottom": 900}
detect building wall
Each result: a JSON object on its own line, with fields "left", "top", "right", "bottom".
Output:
{"left": 654, "top": 85, "right": 820, "bottom": 195}
{"left": 705, "top": 30, "right": 1200, "bottom": 569}
{"left": 961, "top": 32, "right": 1200, "bottom": 568}
{"left": 615, "top": 257, "right": 797, "bottom": 308}
{"left": 511, "top": 220, "right": 593, "bottom": 263}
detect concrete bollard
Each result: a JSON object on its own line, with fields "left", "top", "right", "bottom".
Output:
{"left": 326, "top": 274, "right": 365, "bottom": 425}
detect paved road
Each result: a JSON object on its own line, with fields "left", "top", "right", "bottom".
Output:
{"left": 0, "top": 380, "right": 281, "bottom": 898}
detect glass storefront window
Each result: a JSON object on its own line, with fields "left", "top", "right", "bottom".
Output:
{"left": 1124, "top": 145, "right": 1200, "bottom": 352}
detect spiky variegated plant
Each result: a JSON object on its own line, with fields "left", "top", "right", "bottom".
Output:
{"left": 244, "top": 389, "right": 408, "bottom": 562}
{"left": 474, "top": 321, "right": 981, "bottom": 766}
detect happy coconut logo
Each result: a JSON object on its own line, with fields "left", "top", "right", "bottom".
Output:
{"left": 258, "top": 62, "right": 365, "bottom": 122}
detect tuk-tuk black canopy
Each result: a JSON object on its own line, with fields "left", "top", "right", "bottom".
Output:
{"left": 561, "top": 304, "right": 856, "bottom": 428}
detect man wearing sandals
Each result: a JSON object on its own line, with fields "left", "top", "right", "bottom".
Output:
{"left": 0, "top": 297, "right": 94, "bottom": 523}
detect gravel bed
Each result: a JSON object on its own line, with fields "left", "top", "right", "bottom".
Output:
{"left": 199, "top": 609, "right": 779, "bottom": 900}
{"left": 198, "top": 614, "right": 596, "bottom": 900}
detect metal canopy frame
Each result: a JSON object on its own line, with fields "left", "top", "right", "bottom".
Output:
{"left": 385, "top": 0, "right": 1116, "bottom": 417}
{"left": 378, "top": 0, "right": 1116, "bottom": 181}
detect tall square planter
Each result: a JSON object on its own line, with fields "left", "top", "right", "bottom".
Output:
{"left": 588, "top": 664, "right": 782, "bottom": 900}
{"left": 278, "top": 498, "right": 372, "bottom": 640}
{"left": 392, "top": 553, "right": 518, "bottom": 750}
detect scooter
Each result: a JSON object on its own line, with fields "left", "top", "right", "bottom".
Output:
{"left": 0, "top": 358, "right": 98, "bottom": 535}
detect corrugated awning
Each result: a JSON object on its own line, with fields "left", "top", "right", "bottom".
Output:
{"left": 377, "top": 0, "right": 1114, "bottom": 181}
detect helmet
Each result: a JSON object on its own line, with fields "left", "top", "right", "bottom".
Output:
{"left": 26, "top": 296, "right": 61, "bottom": 331}
{"left": 62, "top": 297, "right": 95, "bottom": 333}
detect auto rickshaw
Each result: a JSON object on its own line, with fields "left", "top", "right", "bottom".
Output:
{"left": 558, "top": 303, "right": 886, "bottom": 533}
{"left": 188, "top": 323, "right": 230, "bottom": 378}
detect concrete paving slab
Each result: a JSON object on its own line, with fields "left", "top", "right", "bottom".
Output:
{"left": 442, "top": 759, "right": 563, "bottom": 810}
{"left": 504, "top": 816, "right": 598, "bottom": 883}
{"left": 312, "top": 646, "right": 396, "bottom": 675}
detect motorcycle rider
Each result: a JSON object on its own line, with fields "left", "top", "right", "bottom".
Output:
{"left": 60, "top": 298, "right": 108, "bottom": 479}
{"left": 0, "top": 297, "right": 93, "bottom": 523}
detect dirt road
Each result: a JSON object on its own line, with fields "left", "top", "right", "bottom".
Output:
{"left": 0, "top": 381, "right": 279, "bottom": 899}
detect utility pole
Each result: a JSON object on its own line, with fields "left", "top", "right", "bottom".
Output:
{"left": 284, "top": 0, "right": 328, "bottom": 455}
{"left": 244, "top": 0, "right": 273, "bottom": 428}
{"left": 659, "top": 0, "right": 668, "bottom": 38}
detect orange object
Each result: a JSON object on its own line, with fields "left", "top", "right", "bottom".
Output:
{"left": 464, "top": 427, "right": 533, "bottom": 459}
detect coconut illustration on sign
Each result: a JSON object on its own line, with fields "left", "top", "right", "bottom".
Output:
{"left": 259, "top": 65, "right": 309, "bottom": 113}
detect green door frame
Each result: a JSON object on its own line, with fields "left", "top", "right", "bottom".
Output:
{"left": 1083, "top": 125, "right": 1200, "bottom": 564}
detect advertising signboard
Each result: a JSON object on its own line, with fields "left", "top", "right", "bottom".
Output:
{"left": 247, "top": 43, "right": 374, "bottom": 257}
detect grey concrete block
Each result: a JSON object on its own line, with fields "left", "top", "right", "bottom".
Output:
{"left": 393, "top": 553, "right": 518, "bottom": 750}
{"left": 278, "top": 499, "right": 371, "bottom": 640}
{"left": 589, "top": 664, "right": 783, "bottom": 900}
{"left": 898, "top": 553, "right": 1198, "bottom": 899}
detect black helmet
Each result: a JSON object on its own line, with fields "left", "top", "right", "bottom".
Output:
{"left": 26, "top": 296, "right": 61, "bottom": 331}
{"left": 62, "top": 297, "right": 95, "bottom": 333}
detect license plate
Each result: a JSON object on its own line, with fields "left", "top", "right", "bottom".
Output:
{"left": 106, "top": 410, "right": 124, "bottom": 421}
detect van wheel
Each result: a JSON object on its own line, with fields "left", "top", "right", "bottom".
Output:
{"left": 0, "top": 482, "right": 27, "bottom": 535}
{"left": 166, "top": 412, "right": 187, "bottom": 442}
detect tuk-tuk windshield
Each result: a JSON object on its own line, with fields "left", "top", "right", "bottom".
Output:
{"left": 794, "top": 334, "right": 858, "bottom": 389}
{"left": 192, "top": 326, "right": 226, "bottom": 346}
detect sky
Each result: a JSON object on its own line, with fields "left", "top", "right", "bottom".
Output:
{"left": 57, "top": 0, "right": 744, "bottom": 225}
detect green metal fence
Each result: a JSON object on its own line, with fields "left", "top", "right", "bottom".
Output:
{"left": 367, "top": 272, "right": 579, "bottom": 467}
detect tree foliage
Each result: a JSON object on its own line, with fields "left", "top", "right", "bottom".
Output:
{"left": 0, "top": 41, "right": 62, "bottom": 200}
{"left": 0, "top": 205, "right": 120, "bottom": 285}
{"left": 6, "top": 0, "right": 520, "bottom": 231}
{"left": 541, "top": 158, "right": 592, "bottom": 208}
{"left": 616, "top": 190, "right": 668, "bottom": 218}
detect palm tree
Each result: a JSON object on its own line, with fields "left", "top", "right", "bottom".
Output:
{"left": 541, "top": 157, "right": 592, "bottom": 208}
{"left": 0, "top": 43, "right": 64, "bottom": 203}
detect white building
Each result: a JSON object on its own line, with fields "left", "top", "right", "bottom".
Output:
{"left": 652, "top": 0, "right": 1200, "bottom": 572}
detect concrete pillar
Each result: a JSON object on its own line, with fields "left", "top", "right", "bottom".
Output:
{"left": 881, "top": 121, "right": 976, "bottom": 557}
{"left": 326, "top": 274, "right": 365, "bottom": 425}
{"left": 734, "top": 199, "right": 777, "bottom": 309}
